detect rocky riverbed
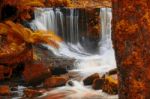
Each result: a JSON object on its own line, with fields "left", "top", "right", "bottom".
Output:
{"left": 0, "top": 45, "right": 118, "bottom": 99}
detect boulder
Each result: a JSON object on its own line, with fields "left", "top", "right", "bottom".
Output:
{"left": 106, "top": 68, "right": 118, "bottom": 75}
{"left": 83, "top": 73, "right": 100, "bottom": 85}
{"left": 102, "top": 76, "right": 118, "bottom": 95}
{"left": 0, "top": 44, "right": 33, "bottom": 65}
{"left": 33, "top": 45, "right": 75, "bottom": 71}
{"left": 23, "top": 62, "right": 51, "bottom": 85}
{"left": 91, "top": 75, "right": 118, "bottom": 94}
{"left": 67, "top": 80, "right": 74, "bottom": 86}
{"left": 44, "top": 76, "right": 68, "bottom": 88}
{"left": 51, "top": 67, "right": 68, "bottom": 75}
{"left": 0, "top": 85, "right": 10, "bottom": 96}
{"left": 92, "top": 78, "right": 104, "bottom": 90}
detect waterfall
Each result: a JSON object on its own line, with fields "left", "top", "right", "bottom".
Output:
{"left": 55, "top": 8, "right": 65, "bottom": 37}
{"left": 30, "top": 8, "right": 116, "bottom": 82}
{"left": 30, "top": 8, "right": 115, "bottom": 65}
{"left": 30, "top": 7, "right": 117, "bottom": 99}
{"left": 30, "top": 7, "right": 115, "bottom": 73}
{"left": 100, "top": 8, "right": 113, "bottom": 53}
{"left": 66, "top": 9, "right": 79, "bottom": 44}
{"left": 31, "top": 8, "right": 57, "bottom": 32}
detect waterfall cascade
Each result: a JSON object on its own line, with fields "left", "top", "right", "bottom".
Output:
{"left": 31, "top": 8, "right": 114, "bottom": 55}
{"left": 30, "top": 7, "right": 117, "bottom": 99}
{"left": 30, "top": 7, "right": 116, "bottom": 76}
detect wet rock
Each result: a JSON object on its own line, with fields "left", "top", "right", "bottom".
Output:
{"left": 92, "top": 75, "right": 118, "bottom": 94}
{"left": 0, "top": 85, "right": 10, "bottom": 96}
{"left": 44, "top": 76, "right": 68, "bottom": 88}
{"left": 33, "top": 45, "right": 75, "bottom": 70}
{"left": 106, "top": 68, "right": 118, "bottom": 75}
{"left": 51, "top": 67, "right": 68, "bottom": 75}
{"left": 0, "top": 65, "right": 13, "bottom": 80}
{"left": 67, "top": 80, "right": 74, "bottom": 86}
{"left": 10, "top": 87, "right": 18, "bottom": 91}
{"left": 48, "top": 58, "right": 75, "bottom": 70}
{"left": 23, "top": 88, "right": 43, "bottom": 98}
{"left": 92, "top": 78, "right": 104, "bottom": 90}
{"left": 60, "top": 74, "right": 70, "bottom": 81}
{"left": 83, "top": 73, "right": 100, "bottom": 85}
{"left": 43, "top": 58, "right": 75, "bottom": 76}
{"left": 111, "top": 74, "right": 118, "bottom": 81}
{"left": 23, "top": 62, "right": 51, "bottom": 85}
{"left": 102, "top": 76, "right": 118, "bottom": 95}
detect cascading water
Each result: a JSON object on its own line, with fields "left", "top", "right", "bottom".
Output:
{"left": 30, "top": 8, "right": 117, "bottom": 99}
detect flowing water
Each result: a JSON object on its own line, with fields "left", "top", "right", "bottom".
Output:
{"left": 30, "top": 8, "right": 117, "bottom": 99}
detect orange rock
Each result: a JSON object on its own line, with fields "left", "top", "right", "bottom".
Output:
{"left": 102, "top": 76, "right": 118, "bottom": 95}
{"left": 0, "top": 85, "right": 10, "bottom": 96}
{"left": 23, "top": 62, "right": 51, "bottom": 84}
{"left": 83, "top": 73, "right": 100, "bottom": 85}
{"left": 44, "top": 76, "right": 68, "bottom": 88}
{"left": 92, "top": 78, "right": 104, "bottom": 90}
{"left": 92, "top": 74, "right": 118, "bottom": 92}
{"left": 23, "top": 88, "right": 43, "bottom": 98}
{"left": 59, "top": 74, "right": 70, "bottom": 81}
{"left": 0, "top": 44, "right": 33, "bottom": 65}
{"left": 106, "top": 68, "right": 117, "bottom": 75}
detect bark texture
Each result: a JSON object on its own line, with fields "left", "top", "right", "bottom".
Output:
{"left": 112, "top": 0, "right": 150, "bottom": 99}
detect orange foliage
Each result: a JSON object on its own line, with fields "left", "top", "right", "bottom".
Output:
{"left": 46, "top": 0, "right": 71, "bottom": 7}
{"left": 4, "top": 0, "right": 44, "bottom": 7}
{"left": 0, "top": 21, "right": 61, "bottom": 61}
{"left": 1, "top": 20, "right": 61, "bottom": 46}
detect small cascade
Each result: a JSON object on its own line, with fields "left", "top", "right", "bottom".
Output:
{"left": 65, "top": 9, "right": 79, "bottom": 44}
{"left": 55, "top": 8, "right": 65, "bottom": 37}
{"left": 31, "top": 8, "right": 57, "bottom": 32}
{"left": 99, "top": 8, "right": 113, "bottom": 53}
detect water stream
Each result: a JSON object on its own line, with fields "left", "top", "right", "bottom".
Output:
{"left": 30, "top": 8, "right": 117, "bottom": 99}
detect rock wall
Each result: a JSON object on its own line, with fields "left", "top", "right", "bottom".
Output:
{"left": 112, "top": 0, "right": 150, "bottom": 99}
{"left": 78, "top": 8, "right": 101, "bottom": 40}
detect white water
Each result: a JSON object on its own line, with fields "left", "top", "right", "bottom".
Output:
{"left": 31, "top": 8, "right": 117, "bottom": 99}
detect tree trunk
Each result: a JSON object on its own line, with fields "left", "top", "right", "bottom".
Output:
{"left": 112, "top": 0, "right": 150, "bottom": 99}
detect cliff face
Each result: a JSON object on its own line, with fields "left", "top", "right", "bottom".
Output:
{"left": 112, "top": 0, "right": 150, "bottom": 99}
{"left": 78, "top": 8, "right": 101, "bottom": 40}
